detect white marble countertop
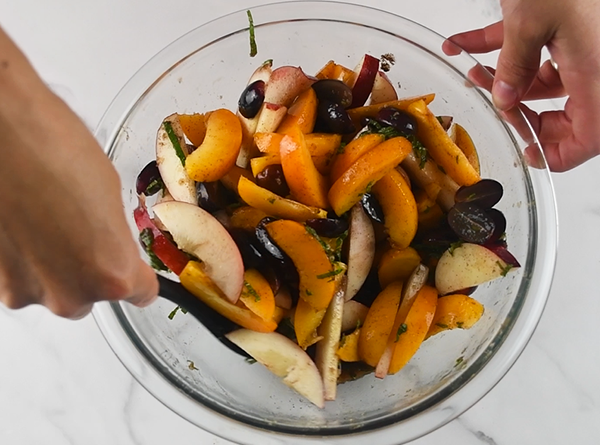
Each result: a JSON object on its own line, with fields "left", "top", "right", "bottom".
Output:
{"left": 1, "top": 0, "right": 599, "bottom": 444}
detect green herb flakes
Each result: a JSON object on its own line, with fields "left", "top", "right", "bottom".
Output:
{"left": 407, "top": 134, "right": 428, "bottom": 169}
{"left": 395, "top": 323, "right": 408, "bottom": 342}
{"left": 163, "top": 121, "right": 186, "bottom": 166}
{"left": 497, "top": 261, "right": 514, "bottom": 277}
{"left": 187, "top": 360, "right": 198, "bottom": 370}
{"left": 436, "top": 323, "right": 449, "bottom": 329}
{"left": 247, "top": 10, "right": 258, "bottom": 57}
{"left": 243, "top": 281, "right": 261, "bottom": 302}
{"left": 139, "top": 228, "right": 168, "bottom": 272}
{"left": 316, "top": 267, "right": 345, "bottom": 280}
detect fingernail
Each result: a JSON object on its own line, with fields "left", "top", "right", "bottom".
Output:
{"left": 492, "top": 80, "right": 518, "bottom": 110}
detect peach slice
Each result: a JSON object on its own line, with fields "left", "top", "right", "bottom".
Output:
{"left": 237, "top": 176, "right": 327, "bottom": 222}
{"left": 239, "top": 269, "right": 276, "bottom": 322}
{"left": 370, "top": 71, "right": 398, "bottom": 104}
{"left": 408, "top": 99, "right": 480, "bottom": 187}
{"left": 377, "top": 246, "right": 421, "bottom": 289}
{"left": 371, "top": 168, "right": 418, "bottom": 249}
{"left": 152, "top": 201, "right": 244, "bottom": 303}
{"left": 328, "top": 136, "right": 413, "bottom": 216}
{"left": 185, "top": 109, "right": 243, "bottom": 182}
{"left": 346, "top": 204, "right": 376, "bottom": 301}
{"left": 347, "top": 93, "right": 435, "bottom": 128}
{"left": 264, "top": 65, "right": 315, "bottom": 107}
{"left": 451, "top": 123, "right": 481, "bottom": 175}
{"left": 358, "top": 281, "right": 403, "bottom": 367}
{"left": 425, "top": 294, "right": 484, "bottom": 339}
{"left": 316, "top": 284, "right": 345, "bottom": 400}
{"left": 225, "top": 329, "right": 325, "bottom": 408}
{"left": 294, "top": 297, "right": 326, "bottom": 349}
{"left": 265, "top": 220, "right": 338, "bottom": 311}
{"left": 248, "top": 59, "right": 273, "bottom": 84}
{"left": 277, "top": 87, "right": 318, "bottom": 134}
{"left": 180, "top": 262, "right": 276, "bottom": 333}
{"left": 435, "top": 243, "right": 514, "bottom": 295}
{"left": 178, "top": 112, "right": 210, "bottom": 147}
{"left": 156, "top": 113, "right": 196, "bottom": 204}
{"left": 280, "top": 125, "right": 329, "bottom": 209}
{"left": 329, "top": 133, "right": 385, "bottom": 183}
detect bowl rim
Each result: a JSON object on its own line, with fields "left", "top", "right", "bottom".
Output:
{"left": 92, "top": 1, "right": 558, "bottom": 443}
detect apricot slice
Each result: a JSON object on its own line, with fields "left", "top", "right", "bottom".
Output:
{"left": 178, "top": 112, "right": 209, "bottom": 147}
{"left": 280, "top": 125, "right": 329, "bottom": 209}
{"left": 371, "top": 168, "right": 418, "bottom": 249}
{"left": 425, "top": 294, "right": 484, "bottom": 339}
{"left": 238, "top": 176, "right": 327, "bottom": 222}
{"left": 337, "top": 328, "right": 361, "bottom": 362}
{"left": 265, "top": 220, "right": 338, "bottom": 311}
{"left": 407, "top": 99, "right": 480, "bottom": 187}
{"left": 180, "top": 261, "right": 277, "bottom": 333}
{"left": 230, "top": 206, "right": 268, "bottom": 232}
{"left": 220, "top": 165, "right": 255, "bottom": 192}
{"left": 255, "top": 132, "right": 285, "bottom": 155}
{"left": 295, "top": 297, "right": 326, "bottom": 349}
{"left": 388, "top": 285, "right": 438, "bottom": 374}
{"left": 329, "top": 133, "right": 385, "bottom": 183}
{"left": 358, "top": 281, "right": 403, "bottom": 367}
{"left": 239, "top": 269, "right": 276, "bottom": 322}
{"left": 347, "top": 93, "right": 435, "bottom": 128}
{"left": 185, "top": 109, "right": 243, "bottom": 182}
{"left": 315, "top": 60, "right": 336, "bottom": 79}
{"left": 414, "top": 189, "right": 445, "bottom": 232}
{"left": 377, "top": 247, "right": 421, "bottom": 289}
{"left": 250, "top": 155, "right": 281, "bottom": 177}
{"left": 305, "top": 133, "right": 342, "bottom": 157}
{"left": 328, "top": 136, "right": 413, "bottom": 216}
{"left": 277, "top": 87, "right": 318, "bottom": 134}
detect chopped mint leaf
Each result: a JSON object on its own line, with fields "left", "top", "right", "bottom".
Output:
{"left": 395, "top": 323, "right": 408, "bottom": 342}
{"left": 247, "top": 10, "right": 258, "bottom": 57}
{"left": 163, "top": 121, "right": 186, "bottom": 166}
{"left": 316, "top": 267, "right": 345, "bottom": 280}
{"left": 139, "top": 228, "right": 168, "bottom": 272}
{"left": 243, "top": 281, "right": 261, "bottom": 301}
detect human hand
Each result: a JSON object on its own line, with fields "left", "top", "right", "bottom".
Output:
{"left": 0, "top": 28, "right": 158, "bottom": 318}
{"left": 443, "top": 0, "right": 600, "bottom": 172}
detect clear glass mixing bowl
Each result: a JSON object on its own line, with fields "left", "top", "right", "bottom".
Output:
{"left": 93, "top": 2, "right": 557, "bottom": 444}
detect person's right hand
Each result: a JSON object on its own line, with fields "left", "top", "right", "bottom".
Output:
{"left": 443, "top": 0, "right": 600, "bottom": 172}
{"left": 0, "top": 27, "right": 158, "bottom": 318}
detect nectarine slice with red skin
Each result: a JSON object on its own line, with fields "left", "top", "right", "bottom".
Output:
{"left": 328, "top": 136, "right": 413, "bottom": 216}
{"left": 263, "top": 66, "right": 315, "bottom": 107}
{"left": 425, "top": 294, "right": 484, "bottom": 339}
{"left": 350, "top": 54, "right": 380, "bottom": 108}
{"left": 180, "top": 261, "right": 277, "bottom": 333}
{"left": 358, "top": 281, "right": 403, "bottom": 367}
{"left": 280, "top": 125, "right": 329, "bottom": 209}
{"left": 185, "top": 109, "right": 243, "bottom": 182}
{"left": 370, "top": 71, "right": 398, "bottom": 104}
{"left": 408, "top": 99, "right": 481, "bottom": 187}
{"left": 265, "top": 219, "right": 337, "bottom": 311}
{"left": 371, "top": 168, "right": 418, "bottom": 249}
{"left": 238, "top": 176, "right": 327, "bottom": 222}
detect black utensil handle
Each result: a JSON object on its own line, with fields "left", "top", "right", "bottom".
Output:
{"left": 156, "top": 274, "right": 250, "bottom": 358}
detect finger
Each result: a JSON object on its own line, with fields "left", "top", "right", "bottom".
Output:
{"left": 125, "top": 260, "right": 159, "bottom": 308}
{"left": 518, "top": 103, "right": 572, "bottom": 143}
{"left": 444, "top": 21, "right": 504, "bottom": 55}
{"left": 521, "top": 60, "right": 566, "bottom": 100}
{"left": 492, "top": 22, "right": 547, "bottom": 110}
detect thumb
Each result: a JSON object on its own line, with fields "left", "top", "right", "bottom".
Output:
{"left": 492, "top": 25, "right": 545, "bottom": 110}
{"left": 125, "top": 259, "right": 159, "bottom": 308}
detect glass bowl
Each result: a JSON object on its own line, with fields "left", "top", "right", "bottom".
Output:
{"left": 93, "top": 2, "right": 557, "bottom": 444}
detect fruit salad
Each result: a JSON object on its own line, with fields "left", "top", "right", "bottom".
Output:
{"left": 133, "top": 54, "right": 520, "bottom": 409}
